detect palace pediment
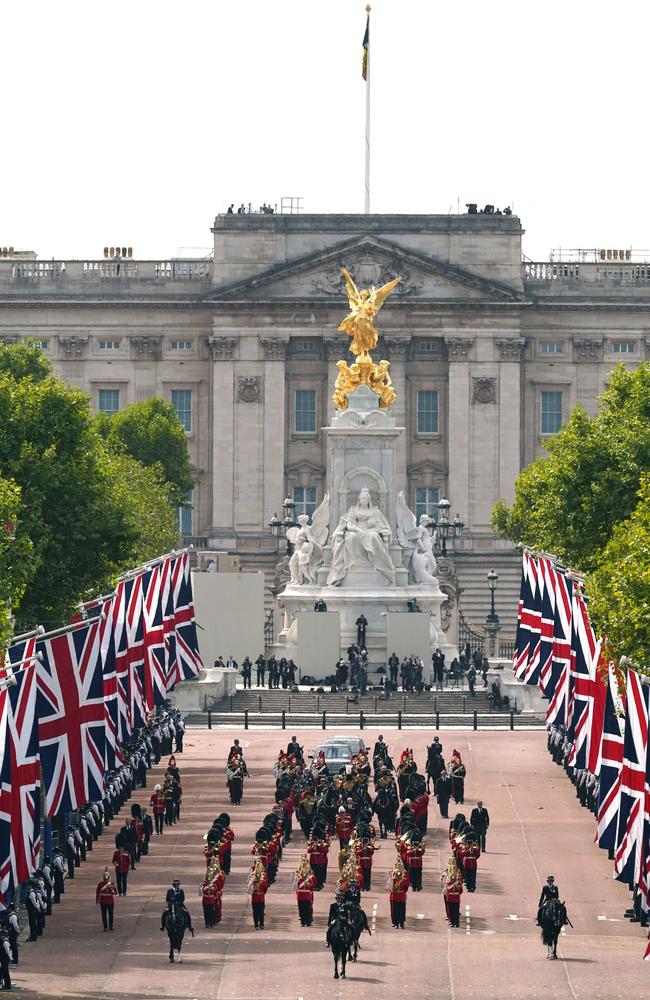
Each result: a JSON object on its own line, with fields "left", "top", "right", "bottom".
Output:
{"left": 207, "top": 236, "right": 523, "bottom": 304}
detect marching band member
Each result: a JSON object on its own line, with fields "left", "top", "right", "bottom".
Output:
{"left": 96, "top": 866, "right": 118, "bottom": 931}
{"left": 293, "top": 853, "right": 316, "bottom": 927}
{"left": 442, "top": 857, "right": 464, "bottom": 927}
{"left": 387, "top": 851, "right": 410, "bottom": 929}
{"left": 248, "top": 858, "right": 270, "bottom": 929}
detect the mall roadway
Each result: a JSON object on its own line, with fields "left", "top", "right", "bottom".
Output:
{"left": 13, "top": 729, "right": 648, "bottom": 1000}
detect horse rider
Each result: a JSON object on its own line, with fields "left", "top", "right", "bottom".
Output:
{"left": 537, "top": 875, "right": 560, "bottom": 924}
{"left": 161, "top": 880, "right": 194, "bottom": 932}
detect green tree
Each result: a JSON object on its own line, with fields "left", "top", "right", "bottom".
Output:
{"left": 0, "top": 340, "right": 51, "bottom": 383}
{"left": 0, "top": 476, "right": 34, "bottom": 653}
{"left": 0, "top": 343, "right": 181, "bottom": 629}
{"left": 587, "top": 476, "right": 650, "bottom": 673}
{"left": 95, "top": 397, "right": 195, "bottom": 504}
{"left": 492, "top": 363, "right": 650, "bottom": 573}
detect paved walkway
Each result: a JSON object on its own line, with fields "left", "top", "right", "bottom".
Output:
{"left": 13, "top": 730, "right": 648, "bottom": 1000}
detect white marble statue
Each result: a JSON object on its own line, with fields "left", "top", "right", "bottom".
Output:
{"left": 327, "top": 487, "right": 395, "bottom": 586}
{"left": 287, "top": 494, "right": 330, "bottom": 585}
{"left": 396, "top": 490, "right": 438, "bottom": 586}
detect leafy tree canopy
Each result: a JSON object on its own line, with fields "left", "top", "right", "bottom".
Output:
{"left": 588, "top": 476, "right": 650, "bottom": 672}
{"left": 0, "top": 475, "right": 34, "bottom": 652}
{"left": 0, "top": 342, "right": 181, "bottom": 630}
{"left": 492, "top": 364, "right": 650, "bottom": 574}
{"left": 95, "top": 397, "right": 195, "bottom": 504}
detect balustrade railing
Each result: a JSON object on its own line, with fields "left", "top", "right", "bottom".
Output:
{"left": 0, "top": 259, "right": 212, "bottom": 284}
{"left": 524, "top": 261, "right": 650, "bottom": 283}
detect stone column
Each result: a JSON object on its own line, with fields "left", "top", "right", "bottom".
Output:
{"left": 260, "top": 337, "right": 288, "bottom": 525}
{"left": 208, "top": 334, "right": 237, "bottom": 530}
{"left": 445, "top": 338, "right": 474, "bottom": 525}
{"left": 322, "top": 338, "right": 342, "bottom": 424}
{"left": 495, "top": 338, "right": 526, "bottom": 508}
{"left": 384, "top": 337, "right": 410, "bottom": 485}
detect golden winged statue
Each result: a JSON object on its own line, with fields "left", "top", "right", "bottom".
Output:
{"left": 338, "top": 267, "right": 401, "bottom": 358}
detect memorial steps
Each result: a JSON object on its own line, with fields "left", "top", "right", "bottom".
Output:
{"left": 184, "top": 687, "right": 546, "bottom": 729}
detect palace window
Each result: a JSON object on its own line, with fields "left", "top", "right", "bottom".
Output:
{"left": 295, "top": 389, "right": 316, "bottom": 433}
{"left": 611, "top": 341, "right": 636, "bottom": 354}
{"left": 540, "top": 390, "right": 562, "bottom": 435}
{"left": 171, "top": 389, "right": 193, "bottom": 432}
{"left": 540, "top": 342, "right": 563, "bottom": 354}
{"left": 98, "top": 389, "right": 120, "bottom": 415}
{"left": 37, "top": 340, "right": 49, "bottom": 350}
{"left": 98, "top": 339, "right": 121, "bottom": 350}
{"left": 416, "top": 390, "right": 439, "bottom": 434}
{"left": 293, "top": 486, "right": 317, "bottom": 519}
{"left": 170, "top": 339, "right": 193, "bottom": 351}
{"left": 415, "top": 486, "right": 439, "bottom": 522}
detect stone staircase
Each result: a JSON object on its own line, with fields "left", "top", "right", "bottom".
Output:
{"left": 184, "top": 686, "right": 544, "bottom": 729}
{"left": 455, "top": 547, "right": 521, "bottom": 635}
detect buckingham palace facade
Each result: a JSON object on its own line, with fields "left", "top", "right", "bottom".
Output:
{"left": 1, "top": 212, "right": 648, "bottom": 633}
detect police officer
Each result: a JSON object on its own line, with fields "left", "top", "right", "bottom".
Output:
{"left": 25, "top": 880, "right": 39, "bottom": 941}
{"left": 4, "top": 905, "right": 19, "bottom": 965}
{"left": 52, "top": 849, "right": 66, "bottom": 902}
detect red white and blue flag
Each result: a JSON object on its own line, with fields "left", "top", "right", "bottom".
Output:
{"left": 513, "top": 551, "right": 543, "bottom": 685}
{"left": 167, "top": 552, "right": 203, "bottom": 687}
{"left": 0, "top": 649, "right": 41, "bottom": 904}
{"left": 595, "top": 663, "right": 625, "bottom": 852}
{"left": 141, "top": 563, "right": 169, "bottom": 710}
{"left": 566, "top": 589, "right": 602, "bottom": 771}
{"left": 613, "top": 669, "right": 650, "bottom": 888}
{"left": 544, "top": 569, "right": 573, "bottom": 728}
{"left": 35, "top": 620, "right": 106, "bottom": 815}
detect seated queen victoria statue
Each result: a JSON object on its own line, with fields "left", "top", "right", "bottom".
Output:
{"left": 327, "top": 487, "right": 395, "bottom": 587}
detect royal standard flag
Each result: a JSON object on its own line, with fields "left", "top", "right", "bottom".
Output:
{"left": 362, "top": 14, "right": 369, "bottom": 80}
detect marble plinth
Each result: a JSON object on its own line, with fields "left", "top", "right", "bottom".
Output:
{"left": 275, "top": 583, "right": 456, "bottom": 679}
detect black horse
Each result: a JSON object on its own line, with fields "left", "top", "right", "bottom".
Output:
{"left": 326, "top": 912, "right": 354, "bottom": 979}
{"left": 347, "top": 901, "right": 372, "bottom": 961}
{"left": 162, "top": 903, "right": 193, "bottom": 963}
{"left": 426, "top": 748, "right": 446, "bottom": 792}
{"left": 539, "top": 898, "right": 570, "bottom": 959}
{"left": 373, "top": 786, "right": 398, "bottom": 838}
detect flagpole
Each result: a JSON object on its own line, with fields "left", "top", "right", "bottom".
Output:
{"left": 364, "top": 4, "right": 371, "bottom": 214}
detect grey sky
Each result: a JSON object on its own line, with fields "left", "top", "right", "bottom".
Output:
{"left": 4, "top": 0, "right": 649, "bottom": 262}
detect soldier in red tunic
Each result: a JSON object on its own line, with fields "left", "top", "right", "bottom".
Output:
{"left": 249, "top": 858, "right": 270, "bottom": 929}
{"left": 201, "top": 877, "right": 218, "bottom": 928}
{"left": 111, "top": 839, "right": 131, "bottom": 896}
{"left": 335, "top": 807, "right": 353, "bottom": 849}
{"left": 387, "top": 852, "right": 410, "bottom": 929}
{"left": 293, "top": 854, "right": 316, "bottom": 927}
{"left": 442, "top": 857, "right": 464, "bottom": 927}
{"left": 459, "top": 830, "right": 480, "bottom": 892}
{"left": 150, "top": 784, "right": 166, "bottom": 835}
{"left": 96, "top": 867, "right": 118, "bottom": 930}
{"left": 405, "top": 829, "right": 426, "bottom": 892}
{"left": 354, "top": 825, "right": 378, "bottom": 891}
{"left": 307, "top": 823, "right": 330, "bottom": 890}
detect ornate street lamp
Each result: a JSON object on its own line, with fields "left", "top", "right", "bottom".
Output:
{"left": 424, "top": 498, "right": 465, "bottom": 555}
{"left": 485, "top": 568, "right": 500, "bottom": 657}
{"left": 268, "top": 498, "right": 297, "bottom": 556}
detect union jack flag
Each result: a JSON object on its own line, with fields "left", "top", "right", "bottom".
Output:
{"left": 99, "top": 595, "right": 123, "bottom": 770}
{"left": 613, "top": 669, "right": 649, "bottom": 888}
{"left": 35, "top": 620, "right": 106, "bottom": 815}
{"left": 0, "top": 648, "right": 41, "bottom": 903}
{"left": 141, "top": 563, "right": 169, "bottom": 710}
{"left": 537, "top": 558, "right": 557, "bottom": 697}
{"left": 544, "top": 570, "right": 573, "bottom": 728}
{"left": 112, "top": 578, "right": 132, "bottom": 742}
{"left": 595, "top": 664, "right": 625, "bottom": 852}
{"left": 566, "top": 589, "right": 601, "bottom": 771}
{"left": 166, "top": 552, "right": 203, "bottom": 688}
{"left": 116, "top": 575, "right": 147, "bottom": 729}
{"left": 513, "top": 551, "right": 543, "bottom": 685}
